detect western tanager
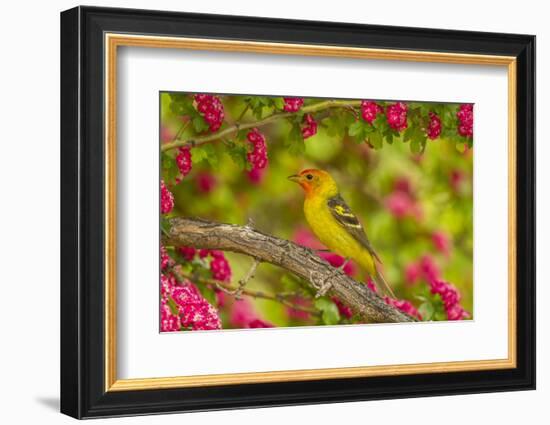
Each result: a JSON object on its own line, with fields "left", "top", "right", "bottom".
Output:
{"left": 289, "top": 169, "right": 395, "bottom": 297}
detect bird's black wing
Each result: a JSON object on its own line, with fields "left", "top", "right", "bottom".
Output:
{"left": 327, "top": 194, "right": 382, "bottom": 263}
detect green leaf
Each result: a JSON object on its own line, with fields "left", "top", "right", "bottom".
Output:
{"left": 434, "top": 310, "right": 447, "bottom": 321}
{"left": 384, "top": 130, "right": 394, "bottom": 145}
{"left": 161, "top": 152, "right": 179, "bottom": 183}
{"left": 273, "top": 97, "right": 285, "bottom": 110}
{"left": 288, "top": 140, "right": 306, "bottom": 155}
{"left": 196, "top": 284, "right": 217, "bottom": 306}
{"left": 418, "top": 302, "right": 434, "bottom": 321}
{"left": 410, "top": 138, "right": 422, "bottom": 154}
{"left": 192, "top": 116, "right": 210, "bottom": 133}
{"left": 455, "top": 142, "right": 468, "bottom": 153}
{"left": 191, "top": 144, "right": 218, "bottom": 168}
{"left": 169, "top": 94, "right": 195, "bottom": 116}
{"left": 166, "top": 295, "right": 180, "bottom": 316}
{"left": 410, "top": 128, "right": 427, "bottom": 154}
{"left": 373, "top": 114, "right": 389, "bottom": 133}
{"left": 236, "top": 129, "right": 248, "bottom": 142}
{"left": 403, "top": 126, "right": 415, "bottom": 142}
{"left": 160, "top": 217, "right": 172, "bottom": 236}
{"left": 227, "top": 144, "right": 248, "bottom": 170}
{"left": 285, "top": 123, "right": 306, "bottom": 155}
{"left": 314, "top": 298, "right": 341, "bottom": 325}
{"left": 348, "top": 121, "right": 363, "bottom": 137}
{"left": 368, "top": 131, "right": 383, "bottom": 149}
{"left": 190, "top": 146, "right": 208, "bottom": 163}
{"left": 202, "top": 144, "right": 218, "bottom": 168}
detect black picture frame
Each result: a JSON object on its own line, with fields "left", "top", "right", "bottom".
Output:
{"left": 61, "top": 5, "right": 536, "bottom": 419}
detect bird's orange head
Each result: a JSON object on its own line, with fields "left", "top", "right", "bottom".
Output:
{"left": 288, "top": 169, "right": 338, "bottom": 198}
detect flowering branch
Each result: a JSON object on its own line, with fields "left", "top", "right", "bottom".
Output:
{"left": 161, "top": 99, "right": 362, "bottom": 152}
{"left": 163, "top": 217, "right": 415, "bottom": 323}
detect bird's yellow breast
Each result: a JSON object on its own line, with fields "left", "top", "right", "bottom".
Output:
{"left": 303, "top": 196, "right": 374, "bottom": 274}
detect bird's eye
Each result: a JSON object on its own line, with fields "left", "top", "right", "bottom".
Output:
{"left": 306, "top": 174, "right": 313, "bottom": 180}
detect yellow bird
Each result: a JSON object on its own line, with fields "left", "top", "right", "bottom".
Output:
{"left": 289, "top": 169, "right": 395, "bottom": 297}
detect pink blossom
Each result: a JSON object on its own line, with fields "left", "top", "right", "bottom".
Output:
{"left": 160, "top": 273, "right": 177, "bottom": 298}
{"left": 361, "top": 101, "right": 384, "bottom": 124}
{"left": 366, "top": 277, "right": 377, "bottom": 292}
{"left": 386, "top": 102, "right": 408, "bottom": 132}
{"left": 426, "top": 112, "right": 442, "bottom": 139}
{"left": 175, "top": 146, "right": 192, "bottom": 178}
{"left": 287, "top": 296, "right": 313, "bottom": 320}
{"left": 247, "top": 166, "right": 266, "bottom": 185}
{"left": 160, "top": 180, "right": 174, "bottom": 214}
{"left": 457, "top": 104, "right": 473, "bottom": 137}
{"left": 447, "top": 304, "right": 470, "bottom": 320}
{"left": 332, "top": 297, "right": 353, "bottom": 319}
{"left": 429, "top": 279, "right": 470, "bottom": 321}
{"left": 430, "top": 280, "right": 459, "bottom": 309}
{"left": 196, "top": 172, "right": 217, "bottom": 193}
{"left": 419, "top": 255, "right": 440, "bottom": 283}
{"left": 210, "top": 252, "right": 232, "bottom": 282}
{"left": 404, "top": 262, "right": 422, "bottom": 285}
{"left": 160, "top": 125, "right": 175, "bottom": 143}
{"left": 248, "top": 319, "right": 274, "bottom": 328}
{"left": 160, "top": 300, "right": 180, "bottom": 332}
{"left": 194, "top": 94, "right": 225, "bottom": 132}
{"left": 178, "top": 246, "right": 196, "bottom": 262}
{"left": 432, "top": 231, "right": 452, "bottom": 256}
{"left": 393, "top": 176, "right": 413, "bottom": 195}
{"left": 283, "top": 97, "right": 304, "bottom": 112}
{"left": 160, "top": 245, "right": 172, "bottom": 270}
{"left": 404, "top": 256, "right": 440, "bottom": 286}
{"left": 198, "top": 249, "right": 210, "bottom": 258}
{"left": 229, "top": 298, "right": 271, "bottom": 329}
{"left": 171, "top": 284, "right": 222, "bottom": 330}
{"left": 301, "top": 114, "right": 318, "bottom": 139}
{"left": 247, "top": 129, "right": 268, "bottom": 176}
{"left": 293, "top": 227, "right": 324, "bottom": 250}
{"left": 384, "top": 297, "right": 422, "bottom": 320}
{"left": 450, "top": 169, "right": 465, "bottom": 193}
{"left": 247, "top": 129, "right": 268, "bottom": 168}
{"left": 215, "top": 289, "right": 227, "bottom": 307}
{"left": 230, "top": 298, "right": 256, "bottom": 327}
{"left": 319, "top": 252, "right": 356, "bottom": 276}
{"left": 384, "top": 191, "right": 422, "bottom": 220}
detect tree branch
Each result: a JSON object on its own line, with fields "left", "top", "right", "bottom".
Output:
{"left": 163, "top": 217, "right": 415, "bottom": 323}
{"left": 161, "top": 99, "right": 362, "bottom": 152}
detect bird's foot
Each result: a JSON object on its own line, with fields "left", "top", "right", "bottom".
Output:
{"left": 338, "top": 258, "right": 351, "bottom": 273}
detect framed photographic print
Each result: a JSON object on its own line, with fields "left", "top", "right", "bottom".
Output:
{"left": 60, "top": 6, "right": 536, "bottom": 419}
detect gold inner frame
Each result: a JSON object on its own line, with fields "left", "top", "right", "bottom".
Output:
{"left": 104, "top": 33, "right": 517, "bottom": 392}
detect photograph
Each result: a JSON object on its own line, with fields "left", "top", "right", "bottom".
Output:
{"left": 159, "top": 92, "right": 474, "bottom": 332}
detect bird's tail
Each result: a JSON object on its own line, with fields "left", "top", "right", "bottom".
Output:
{"left": 372, "top": 267, "right": 396, "bottom": 298}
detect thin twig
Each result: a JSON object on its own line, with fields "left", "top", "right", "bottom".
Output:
{"left": 235, "top": 104, "right": 250, "bottom": 123}
{"left": 171, "top": 120, "right": 191, "bottom": 143}
{"left": 234, "top": 258, "right": 261, "bottom": 298}
{"left": 177, "top": 270, "right": 320, "bottom": 316}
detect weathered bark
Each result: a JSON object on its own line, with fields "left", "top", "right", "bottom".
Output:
{"left": 164, "top": 217, "right": 414, "bottom": 324}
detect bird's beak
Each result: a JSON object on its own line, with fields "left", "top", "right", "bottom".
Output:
{"left": 288, "top": 174, "right": 301, "bottom": 183}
